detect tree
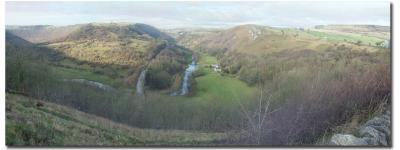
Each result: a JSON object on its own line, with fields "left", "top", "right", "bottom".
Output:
{"left": 375, "top": 41, "right": 384, "bottom": 47}
{"left": 235, "top": 83, "right": 275, "bottom": 144}
{"left": 235, "top": 62, "right": 278, "bottom": 144}
{"left": 356, "top": 40, "right": 362, "bottom": 46}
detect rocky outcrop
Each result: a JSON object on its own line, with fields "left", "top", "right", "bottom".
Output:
{"left": 330, "top": 134, "right": 368, "bottom": 145}
{"left": 330, "top": 110, "right": 391, "bottom": 146}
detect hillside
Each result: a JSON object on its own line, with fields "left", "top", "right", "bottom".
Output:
{"left": 6, "top": 23, "right": 175, "bottom": 44}
{"left": 5, "top": 25, "right": 80, "bottom": 43}
{"left": 166, "top": 24, "right": 391, "bottom": 145}
{"left": 6, "top": 23, "right": 191, "bottom": 90}
{"left": 172, "top": 24, "right": 389, "bottom": 55}
{"left": 170, "top": 24, "right": 390, "bottom": 85}
{"left": 6, "top": 93, "right": 227, "bottom": 146}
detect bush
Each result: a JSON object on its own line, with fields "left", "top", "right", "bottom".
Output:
{"left": 146, "top": 70, "right": 172, "bottom": 89}
{"left": 249, "top": 63, "right": 391, "bottom": 145}
{"left": 6, "top": 120, "right": 64, "bottom": 146}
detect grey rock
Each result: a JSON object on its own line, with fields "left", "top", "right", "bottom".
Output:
{"left": 329, "top": 109, "right": 391, "bottom": 146}
{"left": 368, "top": 125, "right": 390, "bottom": 137}
{"left": 385, "top": 110, "right": 390, "bottom": 115}
{"left": 364, "top": 117, "right": 389, "bottom": 127}
{"left": 361, "top": 137, "right": 380, "bottom": 145}
{"left": 359, "top": 126, "right": 388, "bottom": 146}
{"left": 330, "top": 134, "right": 368, "bottom": 146}
{"left": 381, "top": 114, "right": 390, "bottom": 121}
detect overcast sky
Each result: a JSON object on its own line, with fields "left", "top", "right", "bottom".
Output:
{"left": 6, "top": 1, "right": 390, "bottom": 29}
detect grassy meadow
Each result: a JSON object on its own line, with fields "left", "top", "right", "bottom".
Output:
{"left": 6, "top": 94, "right": 228, "bottom": 146}
{"left": 192, "top": 53, "right": 256, "bottom": 101}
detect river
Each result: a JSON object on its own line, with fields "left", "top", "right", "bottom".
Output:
{"left": 136, "top": 69, "right": 147, "bottom": 96}
{"left": 171, "top": 59, "right": 198, "bottom": 96}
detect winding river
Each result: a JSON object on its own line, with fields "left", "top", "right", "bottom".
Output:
{"left": 171, "top": 59, "right": 198, "bottom": 96}
{"left": 136, "top": 69, "right": 147, "bottom": 96}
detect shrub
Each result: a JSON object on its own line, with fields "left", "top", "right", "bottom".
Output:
{"left": 146, "top": 70, "right": 172, "bottom": 89}
{"left": 255, "top": 63, "right": 390, "bottom": 145}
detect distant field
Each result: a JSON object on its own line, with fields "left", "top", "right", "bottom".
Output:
{"left": 198, "top": 53, "right": 218, "bottom": 66}
{"left": 308, "top": 29, "right": 385, "bottom": 45}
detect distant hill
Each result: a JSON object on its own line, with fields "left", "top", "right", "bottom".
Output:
{"left": 60, "top": 23, "right": 175, "bottom": 43}
{"left": 7, "top": 23, "right": 175, "bottom": 44}
{"left": 172, "top": 24, "right": 327, "bottom": 56}
{"left": 6, "top": 23, "right": 191, "bottom": 89}
{"left": 171, "top": 24, "right": 389, "bottom": 56}
{"left": 6, "top": 25, "right": 80, "bottom": 43}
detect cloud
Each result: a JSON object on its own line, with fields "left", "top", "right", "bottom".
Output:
{"left": 6, "top": 1, "right": 390, "bottom": 28}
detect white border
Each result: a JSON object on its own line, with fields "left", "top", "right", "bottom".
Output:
{"left": 0, "top": 0, "right": 397, "bottom": 150}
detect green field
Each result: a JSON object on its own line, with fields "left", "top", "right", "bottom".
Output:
{"left": 51, "top": 66, "right": 123, "bottom": 88}
{"left": 308, "top": 29, "right": 384, "bottom": 45}
{"left": 195, "top": 73, "right": 255, "bottom": 102}
{"left": 191, "top": 53, "right": 256, "bottom": 102}
{"left": 198, "top": 53, "right": 218, "bottom": 66}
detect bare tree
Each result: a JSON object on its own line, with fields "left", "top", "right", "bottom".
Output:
{"left": 235, "top": 83, "right": 276, "bottom": 144}
{"left": 234, "top": 62, "right": 278, "bottom": 144}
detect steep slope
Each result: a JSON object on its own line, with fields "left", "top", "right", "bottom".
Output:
{"left": 6, "top": 25, "right": 80, "bottom": 43}
{"left": 6, "top": 23, "right": 191, "bottom": 90}
{"left": 6, "top": 23, "right": 175, "bottom": 44}
{"left": 60, "top": 23, "right": 175, "bottom": 42}
{"left": 172, "top": 25, "right": 331, "bottom": 55}
{"left": 173, "top": 24, "right": 389, "bottom": 55}
{"left": 5, "top": 31, "right": 62, "bottom": 61}
{"left": 171, "top": 24, "right": 390, "bottom": 85}
{"left": 6, "top": 93, "right": 227, "bottom": 146}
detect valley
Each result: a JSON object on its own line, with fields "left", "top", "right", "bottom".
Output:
{"left": 5, "top": 23, "right": 391, "bottom": 146}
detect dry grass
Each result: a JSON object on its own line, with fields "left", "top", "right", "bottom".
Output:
{"left": 6, "top": 93, "right": 228, "bottom": 146}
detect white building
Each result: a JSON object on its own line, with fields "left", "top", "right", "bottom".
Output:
{"left": 211, "top": 64, "right": 221, "bottom": 72}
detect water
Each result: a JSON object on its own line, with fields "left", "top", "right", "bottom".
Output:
{"left": 136, "top": 70, "right": 147, "bottom": 96}
{"left": 171, "top": 60, "right": 198, "bottom": 96}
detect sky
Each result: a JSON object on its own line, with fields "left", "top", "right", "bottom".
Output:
{"left": 6, "top": 1, "right": 391, "bottom": 29}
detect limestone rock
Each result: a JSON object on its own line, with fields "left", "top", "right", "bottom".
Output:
{"left": 330, "top": 134, "right": 367, "bottom": 146}
{"left": 329, "top": 109, "right": 391, "bottom": 146}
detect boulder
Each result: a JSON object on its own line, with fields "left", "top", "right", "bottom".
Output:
{"left": 359, "top": 126, "right": 388, "bottom": 146}
{"left": 364, "top": 117, "right": 389, "bottom": 127}
{"left": 329, "top": 109, "right": 391, "bottom": 146}
{"left": 330, "top": 134, "right": 367, "bottom": 146}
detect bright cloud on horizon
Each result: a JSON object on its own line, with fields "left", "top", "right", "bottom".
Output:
{"left": 6, "top": 1, "right": 391, "bottom": 29}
